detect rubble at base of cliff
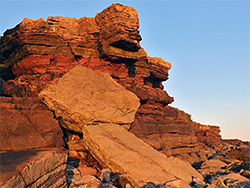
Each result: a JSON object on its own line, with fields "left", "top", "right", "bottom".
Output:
{"left": 0, "top": 3, "right": 249, "bottom": 188}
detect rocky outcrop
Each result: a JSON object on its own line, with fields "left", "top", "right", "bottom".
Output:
{"left": 0, "top": 149, "right": 67, "bottom": 188}
{"left": 0, "top": 97, "right": 65, "bottom": 151}
{"left": 39, "top": 65, "right": 140, "bottom": 132}
{"left": 1, "top": 3, "right": 245, "bottom": 188}
{"left": 0, "top": 3, "right": 225, "bottom": 161}
{"left": 82, "top": 123, "right": 203, "bottom": 187}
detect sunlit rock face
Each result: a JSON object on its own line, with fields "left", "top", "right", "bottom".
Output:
{"left": 1, "top": 2, "right": 224, "bottom": 167}
{"left": 39, "top": 65, "right": 140, "bottom": 132}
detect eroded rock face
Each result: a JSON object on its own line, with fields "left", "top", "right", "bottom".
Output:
{"left": 39, "top": 65, "right": 140, "bottom": 132}
{"left": 1, "top": 3, "right": 224, "bottom": 164}
{"left": 0, "top": 97, "right": 65, "bottom": 151}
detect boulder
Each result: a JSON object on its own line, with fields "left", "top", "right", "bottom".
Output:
{"left": 39, "top": 65, "right": 140, "bottom": 132}
{"left": 0, "top": 149, "right": 67, "bottom": 188}
{"left": 82, "top": 123, "right": 203, "bottom": 187}
{"left": 164, "top": 179, "right": 191, "bottom": 188}
{"left": 200, "top": 159, "right": 227, "bottom": 169}
{"left": 69, "top": 175, "right": 101, "bottom": 188}
{"left": 0, "top": 97, "right": 65, "bottom": 151}
{"left": 211, "top": 173, "right": 249, "bottom": 187}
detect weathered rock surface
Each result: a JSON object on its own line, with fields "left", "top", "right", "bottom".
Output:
{"left": 82, "top": 123, "right": 203, "bottom": 187}
{"left": 39, "top": 65, "right": 140, "bottom": 132}
{"left": 0, "top": 149, "right": 67, "bottom": 188}
{"left": 0, "top": 97, "right": 65, "bottom": 151}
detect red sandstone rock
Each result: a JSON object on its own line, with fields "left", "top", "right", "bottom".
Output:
{"left": 0, "top": 97, "right": 65, "bottom": 151}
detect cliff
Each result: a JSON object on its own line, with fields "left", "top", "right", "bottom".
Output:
{"left": 1, "top": 3, "right": 249, "bottom": 188}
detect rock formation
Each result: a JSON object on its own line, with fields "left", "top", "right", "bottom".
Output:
{"left": 1, "top": 3, "right": 249, "bottom": 188}
{"left": 0, "top": 3, "right": 223, "bottom": 161}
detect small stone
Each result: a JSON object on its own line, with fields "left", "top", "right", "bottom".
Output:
{"left": 164, "top": 179, "right": 191, "bottom": 188}
{"left": 141, "top": 182, "right": 158, "bottom": 188}
{"left": 69, "top": 175, "right": 101, "bottom": 188}
{"left": 69, "top": 150, "right": 79, "bottom": 158}
{"left": 78, "top": 166, "right": 97, "bottom": 177}
{"left": 125, "top": 183, "right": 133, "bottom": 188}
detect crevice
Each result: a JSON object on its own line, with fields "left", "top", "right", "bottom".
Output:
{"left": 18, "top": 171, "right": 27, "bottom": 187}
{"left": 66, "top": 41, "right": 81, "bottom": 60}
{"left": 23, "top": 114, "right": 48, "bottom": 142}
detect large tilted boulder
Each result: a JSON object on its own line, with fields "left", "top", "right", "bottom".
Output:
{"left": 39, "top": 65, "right": 140, "bottom": 132}
{"left": 82, "top": 123, "right": 203, "bottom": 187}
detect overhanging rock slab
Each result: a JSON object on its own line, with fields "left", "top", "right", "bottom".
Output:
{"left": 39, "top": 65, "right": 140, "bottom": 132}
{"left": 82, "top": 123, "right": 203, "bottom": 187}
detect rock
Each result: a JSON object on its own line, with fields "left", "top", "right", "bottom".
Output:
{"left": 69, "top": 175, "right": 101, "bottom": 188}
{"left": 241, "top": 169, "right": 250, "bottom": 178}
{"left": 47, "top": 16, "right": 79, "bottom": 36}
{"left": 39, "top": 65, "right": 140, "bottom": 132}
{"left": 164, "top": 179, "right": 191, "bottom": 188}
{"left": 82, "top": 123, "right": 203, "bottom": 187}
{"left": 212, "top": 173, "right": 249, "bottom": 187}
{"left": 228, "top": 181, "right": 250, "bottom": 188}
{"left": 198, "top": 159, "right": 227, "bottom": 177}
{"left": 223, "top": 139, "right": 250, "bottom": 149}
{"left": 125, "top": 183, "right": 133, "bottom": 188}
{"left": 0, "top": 2, "right": 230, "bottom": 168}
{"left": 96, "top": 3, "right": 146, "bottom": 60}
{"left": 0, "top": 97, "right": 65, "bottom": 151}
{"left": 78, "top": 166, "right": 97, "bottom": 177}
{"left": 190, "top": 176, "right": 207, "bottom": 188}
{"left": 225, "top": 148, "right": 250, "bottom": 163}
{"left": 67, "top": 139, "right": 87, "bottom": 151}
{"left": 200, "top": 159, "right": 227, "bottom": 169}
{"left": 141, "top": 182, "right": 159, "bottom": 188}
{"left": 120, "top": 81, "right": 174, "bottom": 105}
{"left": 145, "top": 57, "right": 172, "bottom": 87}
{"left": 0, "top": 149, "right": 67, "bottom": 187}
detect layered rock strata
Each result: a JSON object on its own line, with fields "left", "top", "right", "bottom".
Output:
{"left": 1, "top": 3, "right": 223, "bottom": 164}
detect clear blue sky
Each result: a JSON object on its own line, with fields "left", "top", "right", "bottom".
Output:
{"left": 1, "top": 0, "right": 249, "bottom": 141}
